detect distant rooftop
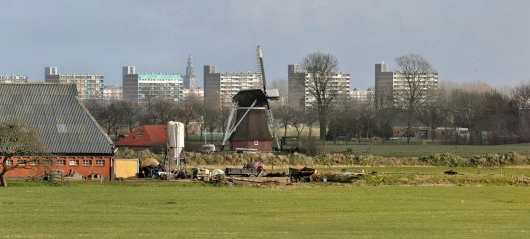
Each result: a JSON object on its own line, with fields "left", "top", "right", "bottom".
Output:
{"left": 139, "top": 73, "right": 182, "bottom": 80}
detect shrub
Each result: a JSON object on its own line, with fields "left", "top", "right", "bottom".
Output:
{"left": 419, "top": 153, "right": 468, "bottom": 167}
{"left": 469, "top": 152, "right": 530, "bottom": 167}
{"left": 321, "top": 173, "right": 361, "bottom": 183}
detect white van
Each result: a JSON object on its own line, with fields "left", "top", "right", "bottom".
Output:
{"left": 200, "top": 144, "right": 216, "bottom": 154}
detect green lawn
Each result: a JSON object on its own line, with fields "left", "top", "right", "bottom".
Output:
{"left": 2, "top": 181, "right": 529, "bottom": 238}
{"left": 185, "top": 133, "right": 530, "bottom": 158}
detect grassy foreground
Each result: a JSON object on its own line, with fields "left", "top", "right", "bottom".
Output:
{"left": 1, "top": 181, "right": 529, "bottom": 239}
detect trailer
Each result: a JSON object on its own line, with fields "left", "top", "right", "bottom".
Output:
{"left": 225, "top": 167, "right": 265, "bottom": 177}
{"left": 225, "top": 161, "right": 265, "bottom": 177}
{"left": 289, "top": 167, "right": 317, "bottom": 182}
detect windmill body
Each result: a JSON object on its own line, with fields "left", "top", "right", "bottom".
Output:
{"left": 221, "top": 46, "right": 279, "bottom": 152}
{"left": 226, "top": 89, "right": 274, "bottom": 151}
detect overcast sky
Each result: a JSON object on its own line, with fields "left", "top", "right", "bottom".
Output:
{"left": 1, "top": 0, "right": 529, "bottom": 90}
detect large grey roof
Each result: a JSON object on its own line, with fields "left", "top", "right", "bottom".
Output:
{"left": 0, "top": 83, "right": 113, "bottom": 155}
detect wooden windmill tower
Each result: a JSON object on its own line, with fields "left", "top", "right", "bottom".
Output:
{"left": 221, "top": 46, "right": 279, "bottom": 152}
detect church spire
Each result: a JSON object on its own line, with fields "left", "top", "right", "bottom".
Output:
{"left": 184, "top": 55, "right": 196, "bottom": 89}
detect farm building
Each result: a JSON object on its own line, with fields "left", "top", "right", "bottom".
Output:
{"left": 0, "top": 83, "right": 114, "bottom": 179}
{"left": 115, "top": 125, "right": 167, "bottom": 153}
{"left": 433, "top": 127, "right": 470, "bottom": 143}
{"left": 391, "top": 125, "right": 431, "bottom": 140}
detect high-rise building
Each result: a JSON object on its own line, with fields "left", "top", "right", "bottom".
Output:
{"left": 203, "top": 65, "right": 263, "bottom": 109}
{"left": 122, "top": 66, "right": 183, "bottom": 104}
{"left": 288, "top": 64, "right": 351, "bottom": 112}
{"left": 375, "top": 62, "right": 438, "bottom": 109}
{"left": 44, "top": 67, "right": 104, "bottom": 99}
{"left": 0, "top": 74, "right": 28, "bottom": 83}
{"left": 183, "top": 55, "right": 196, "bottom": 89}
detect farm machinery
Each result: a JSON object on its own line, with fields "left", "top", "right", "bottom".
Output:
{"left": 225, "top": 161, "right": 266, "bottom": 177}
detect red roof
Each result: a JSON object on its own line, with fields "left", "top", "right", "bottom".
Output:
{"left": 116, "top": 125, "right": 167, "bottom": 147}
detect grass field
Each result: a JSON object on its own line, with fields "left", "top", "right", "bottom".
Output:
{"left": 4, "top": 137, "right": 530, "bottom": 238}
{"left": 2, "top": 181, "right": 529, "bottom": 239}
{"left": 188, "top": 133, "right": 530, "bottom": 158}
{"left": 313, "top": 142, "right": 530, "bottom": 158}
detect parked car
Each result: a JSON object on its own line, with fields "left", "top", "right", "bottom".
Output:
{"left": 199, "top": 144, "right": 216, "bottom": 154}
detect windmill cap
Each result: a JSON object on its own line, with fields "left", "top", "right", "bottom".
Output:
{"left": 233, "top": 89, "right": 268, "bottom": 107}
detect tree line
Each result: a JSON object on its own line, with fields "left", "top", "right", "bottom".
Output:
{"left": 83, "top": 53, "right": 530, "bottom": 145}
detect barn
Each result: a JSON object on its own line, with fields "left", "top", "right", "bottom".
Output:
{"left": 115, "top": 125, "right": 167, "bottom": 153}
{"left": 0, "top": 83, "right": 114, "bottom": 179}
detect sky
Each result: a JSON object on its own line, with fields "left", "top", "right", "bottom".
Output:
{"left": 1, "top": 0, "right": 529, "bottom": 90}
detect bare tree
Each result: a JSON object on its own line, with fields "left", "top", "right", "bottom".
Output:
{"left": 474, "top": 90, "right": 519, "bottom": 144}
{"left": 327, "top": 95, "right": 359, "bottom": 143}
{"left": 395, "top": 54, "right": 438, "bottom": 143}
{"left": 83, "top": 99, "right": 107, "bottom": 124}
{"left": 118, "top": 100, "right": 141, "bottom": 134}
{"left": 177, "top": 95, "right": 203, "bottom": 140}
{"left": 0, "top": 120, "right": 46, "bottom": 187}
{"left": 149, "top": 99, "right": 178, "bottom": 124}
{"left": 274, "top": 105, "right": 294, "bottom": 138}
{"left": 290, "top": 109, "right": 307, "bottom": 139}
{"left": 83, "top": 100, "right": 141, "bottom": 139}
{"left": 141, "top": 90, "right": 158, "bottom": 124}
{"left": 512, "top": 82, "right": 530, "bottom": 141}
{"left": 203, "top": 106, "right": 220, "bottom": 143}
{"left": 269, "top": 78, "right": 288, "bottom": 105}
{"left": 217, "top": 104, "right": 231, "bottom": 142}
{"left": 300, "top": 52, "right": 341, "bottom": 140}
{"left": 83, "top": 99, "right": 120, "bottom": 137}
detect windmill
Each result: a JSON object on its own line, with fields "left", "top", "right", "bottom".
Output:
{"left": 221, "top": 46, "right": 279, "bottom": 152}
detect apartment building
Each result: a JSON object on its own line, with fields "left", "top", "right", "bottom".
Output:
{"left": 351, "top": 88, "right": 375, "bottom": 102}
{"left": 44, "top": 67, "right": 104, "bottom": 99}
{"left": 122, "top": 66, "right": 183, "bottom": 104}
{"left": 203, "top": 65, "right": 263, "bottom": 110}
{"left": 288, "top": 64, "right": 351, "bottom": 112}
{"left": 183, "top": 88, "right": 203, "bottom": 100}
{"left": 0, "top": 74, "right": 28, "bottom": 83}
{"left": 375, "top": 62, "right": 438, "bottom": 109}
{"left": 103, "top": 85, "right": 123, "bottom": 101}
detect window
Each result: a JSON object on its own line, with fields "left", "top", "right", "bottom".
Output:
{"left": 254, "top": 140, "right": 259, "bottom": 146}
{"left": 5, "top": 160, "right": 13, "bottom": 166}
{"left": 83, "top": 160, "right": 92, "bottom": 166}
{"left": 30, "top": 160, "right": 39, "bottom": 166}
{"left": 56, "top": 160, "right": 66, "bottom": 166}
{"left": 17, "top": 160, "right": 26, "bottom": 166}
{"left": 43, "top": 160, "right": 53, "bottom": 165}
{"left": 69, "top": 160, "right": 79, "bottom": 166}
{"left": 96, "top": 160, "right": 105, "bottom": 166}
{"left": 56, "top": 124, "right": 67, "bottom": 133}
